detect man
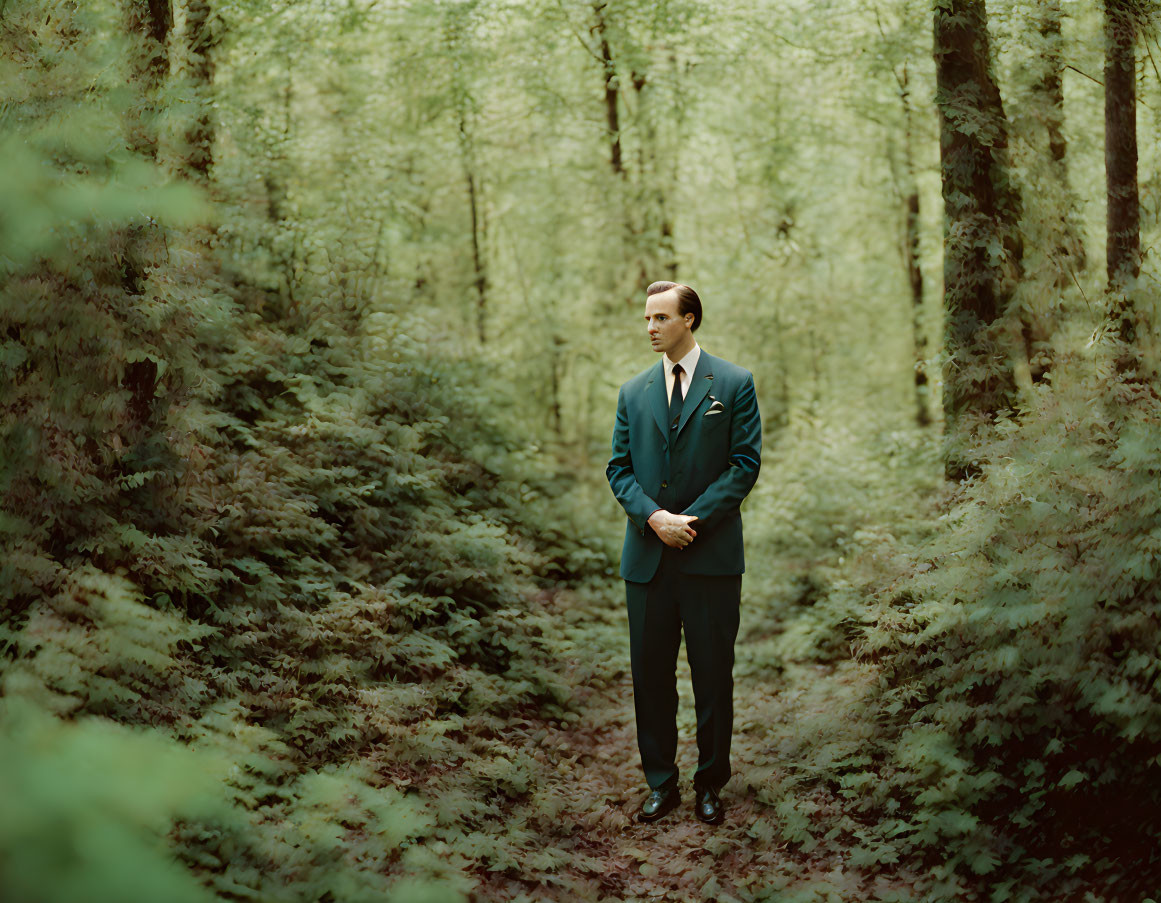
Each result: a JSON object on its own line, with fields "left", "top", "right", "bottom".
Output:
{"left": 606, "top": 281, "right": 761, "bottom": 826}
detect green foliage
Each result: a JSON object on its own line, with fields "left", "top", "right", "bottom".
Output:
{"left": 0, "top": 695, "right": 224, "bottom": 903}
{"left": 769, "top": 346, "right": 1161, "bottom": 900}
{"left": 1, "top": 2, "right": 601, "bottom": 900}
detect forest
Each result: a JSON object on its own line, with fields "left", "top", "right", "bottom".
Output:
{"left": 2, "top": 0, "right": 1161, "bottom": 900}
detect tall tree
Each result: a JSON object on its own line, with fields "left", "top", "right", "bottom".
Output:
{"left": 1104, "top": 0, "right": 1141, "bottom": 362}
{"left": 171, "top": 0, "right": 219, "bottom": 180}
{"left": 443, "top": 3, "right": 490, "bottom": 344}
{"left": 264, "top": 52, "right": 300, "bottom": 310}
{"left": 592, "top": 1, "right": 625, "bottom": 179}
{"left": 1010, "top": 0, "right": 1088, "bottom": 387}
{"left": 459, "top": 106, "right": 490, "bottom": 344}
{"left": 119, "top": 0, "right": 180, "bottom": 424}
{"left": 1031, "top": 0, "right": 1087, "bottom": 280}
{"left": 123, "top": 0, "right": 172, "bottom": 159}
{"left": 893, "top": 60, "right": 932, "bottom": 428}
{"left": 932, "top": 0, "right": 1023, "bottom": 480}
{"left": 869, "top": 0, "right": 934, "bottom": 428}
{"left": 563, "top": 0, "right": 661, "bottom": 302}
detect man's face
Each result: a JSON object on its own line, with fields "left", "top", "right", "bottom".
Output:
{"left": 644, "top": 289, "right": 694, "bottom": 357}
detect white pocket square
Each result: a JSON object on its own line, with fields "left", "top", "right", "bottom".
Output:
{"left": 704, "top": 399, "right": 725, "bottom": 416}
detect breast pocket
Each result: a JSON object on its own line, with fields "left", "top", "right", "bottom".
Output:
{"left": 702, "top": 409, "right": 728, "bottom": 431}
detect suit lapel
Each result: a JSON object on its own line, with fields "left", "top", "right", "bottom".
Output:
{"left": 646, "top": 360, "right": 669, "bottom": 438}
{"left": 677, "top": 352, "right": 714, "bottom": 437}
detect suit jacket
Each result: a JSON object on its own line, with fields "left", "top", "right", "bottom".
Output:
{"left": 607, "top": 350, "right": 762, "bottom": 582}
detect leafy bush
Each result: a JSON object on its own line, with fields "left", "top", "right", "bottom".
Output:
{"left": 0, "top": 695, "right": 223, "bottom": 903}
{"left": 0, "top": 2, "right": 603, "bottom": 898}
{"left": 769, "top": 351, "right": 1161, "bottom": 901}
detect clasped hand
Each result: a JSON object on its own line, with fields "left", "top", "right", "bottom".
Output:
{"left": 647, "top": 510, "right": 698, "bottom": 549}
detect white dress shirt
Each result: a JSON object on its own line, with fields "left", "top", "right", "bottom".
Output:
{"left": 664, "top": 342, "right": 700, "bottom": 402}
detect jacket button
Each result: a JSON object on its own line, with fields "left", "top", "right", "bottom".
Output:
{"left": 661, "top": 481, "right": 668, "bottom": 488}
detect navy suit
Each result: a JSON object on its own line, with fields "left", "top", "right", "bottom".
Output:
{"left": 607, "top": 350, "right": 761, "bottom": 793}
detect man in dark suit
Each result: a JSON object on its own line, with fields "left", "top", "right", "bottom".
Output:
{"left": 607, "top": 281, "right": 761, "bottom": 826}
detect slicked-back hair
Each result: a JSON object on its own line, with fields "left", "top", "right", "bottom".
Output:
{"left": 646, "top": 281, "right": 702, "bottom": 332}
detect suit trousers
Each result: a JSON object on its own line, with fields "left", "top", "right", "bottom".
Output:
{"left": 625, "top": 545, "right": 741, "bottom": 794}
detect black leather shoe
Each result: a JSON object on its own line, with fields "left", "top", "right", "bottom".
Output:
{"left": 694, "top": 785, "right": 724, "bottom": 825}
{"left": 636, "top": 785, "right": 680, "bottom": 823}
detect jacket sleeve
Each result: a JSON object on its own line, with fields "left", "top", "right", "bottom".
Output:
{"left": 680, "top": 372, "right": 761, "bottom": 530}
{"left": 606, "top": 386, "right": 661, "bottom": 534}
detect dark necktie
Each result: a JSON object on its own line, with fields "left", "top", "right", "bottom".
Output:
{"left": 669, "top": 363, "right": 684, "bottom": 431}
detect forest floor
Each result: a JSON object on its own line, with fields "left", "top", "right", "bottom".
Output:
{"left": 461, "top": 559, "right": 923, "bottom": 903}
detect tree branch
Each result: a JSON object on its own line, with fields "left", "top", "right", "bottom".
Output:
{"left": 554, "top": 0, "right": 603, "bottom": 65}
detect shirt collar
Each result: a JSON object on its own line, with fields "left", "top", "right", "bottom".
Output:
{"left": 664, "top": 342, "right": 700, "bottom": 378}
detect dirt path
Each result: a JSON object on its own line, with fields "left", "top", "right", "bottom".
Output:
{"left": 461, "top": 581, "right": 907, "bottom": 903}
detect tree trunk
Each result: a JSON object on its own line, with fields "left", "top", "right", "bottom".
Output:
{"left": 1105, "top": 0, "right": 1140, "bottom": 298}
{"left": 933, "top": 0, "right": 1023, "bottom": 481}
{"left": 898, "top": 63, "right": 931, "bottom": 428}
{"left": 1018, "top": 0, "right": 1087, "bottom": 385}
{"left": 460, "top": 119, "right": 489, "bottom": 345}
{"left": 123, "top": 0, "right": 172, "bottom": 158}
{"left": 1034, "top": 0, "right": 1082, "bottom": 250}
{"left": 263, "top": 61, "right": 299, "bottom": 311}
{"left": 549, "top": 351, "right": 563, "bottom": 436}
{"left": 117, "top": 0, "right": 173, "bottom": 427}
{"left": 172, "top": 0, "right": 217, "bottom": 179}
{"left": 592, "top": 2, "right": 624, "bottom": 179}
{"left": 125, "top": 0, "right": 172, "bottom": 89}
